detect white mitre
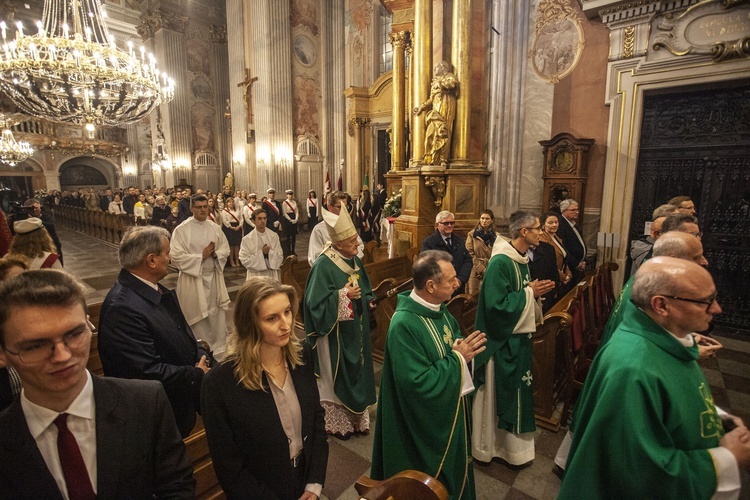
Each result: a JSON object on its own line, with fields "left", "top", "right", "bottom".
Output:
{"left": 321, "top": 206, "right": 357, "bottom": 243}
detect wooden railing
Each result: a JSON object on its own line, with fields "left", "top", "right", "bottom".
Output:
{"left": 52, "top": 206, "right": 134, "bottom": 244}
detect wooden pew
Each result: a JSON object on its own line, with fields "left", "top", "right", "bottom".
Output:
{"left": 532, "top": 311, "right": 573, "bottom": 432}
{"left": 356, "top": 470, "right": 449, "bottom": 500}
{"left": 85, "top": 301, "right": 224, "bottom": 499}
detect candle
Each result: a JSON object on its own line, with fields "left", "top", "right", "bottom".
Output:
{"left": 1, "top": 22, "right": 6, "bottom": 41}
{"left": 16, "top": 21, "right": 23, "bottom": 39}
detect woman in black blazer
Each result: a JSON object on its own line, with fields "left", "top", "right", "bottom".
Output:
{"left": 201, "top": 278, "right": 328, "bottom": 499}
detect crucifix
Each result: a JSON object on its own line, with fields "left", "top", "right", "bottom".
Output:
{"left": 237, "top": 69, "right": 258, "bottom": 126}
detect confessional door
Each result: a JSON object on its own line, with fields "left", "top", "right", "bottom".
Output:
{"left": 628, "top": 82, "right": 750, "bottom": 333}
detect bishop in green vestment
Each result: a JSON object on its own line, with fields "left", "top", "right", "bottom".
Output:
{"left": 472, "top": 212, "right": 553, "bottom": 466}
{"left": 560, "top": 258, "right": 746, "bottom": 499}
{"left": 305, "top": 206, "right": 377, "bottom": 438}
{"left": 372, "top": 251, "right": 487, "bottom": 500}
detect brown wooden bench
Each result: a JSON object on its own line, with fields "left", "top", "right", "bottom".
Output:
{"left": 355, "top": 470, "right": 448, "bottom": 500}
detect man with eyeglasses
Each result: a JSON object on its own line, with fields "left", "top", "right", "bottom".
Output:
{"left": 556, "top": 198, "right": 587, "bottom": 284}
{"left": 171, "top": 194, "right": 231, "bottom": 361}
{"left": 559, "top": 258, "right": 749, "bottom": 499}
{"left": 0, "top": 270, "right": 195, "bottom": 498}
{"left": 472, "top": 211, "right": 556, "bottom": 467}
{"left": 421, "top": 210, "right": 472, "bottom": 295}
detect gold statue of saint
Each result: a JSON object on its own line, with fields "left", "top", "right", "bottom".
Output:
{"left": 414, "top": 61, "right": 458, "bottom": 165}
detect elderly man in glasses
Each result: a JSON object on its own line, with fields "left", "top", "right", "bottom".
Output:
{"left": 421, "top": 210, "right": 473, "bottom": 295}
{"left": 559, "top": 258, "right": 749, "bottom": 499}
{"left": 0, "top": 270, "right": 194, "bottom": 498}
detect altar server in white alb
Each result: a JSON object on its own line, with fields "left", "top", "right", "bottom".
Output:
{"left": 171, "top": 194, "right": 231, "bottom": 360}
{"left": 238, "top": 209, "right": 283, "bottom": 282}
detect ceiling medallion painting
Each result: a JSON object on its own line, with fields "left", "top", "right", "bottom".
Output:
{"left": 530, "top": 0, "right": 586, "bottom": 84}
{"left": 653, "top": 0, "right": 750, "bottom": 62}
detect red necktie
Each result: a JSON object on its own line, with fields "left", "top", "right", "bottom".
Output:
{"left": 53, "top": 413, "right": 96, "bottom": 500}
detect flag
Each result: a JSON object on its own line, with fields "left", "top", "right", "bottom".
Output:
{"left": 324, "top": 169, "right": 331, "bottom": 194}
{"left": 337, "top": 167, "right": 343, "bottom": 191}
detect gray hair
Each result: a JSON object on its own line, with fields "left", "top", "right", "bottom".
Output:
{"left": 435, "top": 210, "right": 454, "bottom": 224}
{"left": 413, "top": 250, "right": 453, "bottom": 290}
{"left": 508, "top": 210, "right": 538, "bottom": 239}
{"left": 652, "top": 204, "right": 677, "bottom": 219}
{"left": 652, "top": 233, "right": 690, "bottom": 259}
{"left": 119, "top": 226, "right": 170, "bottom": 270}
{"left": 23, "top": 198, "right": 41, "bottom": 207}
{"left": 559, "top": 199, "right": 578, "bottom": 212}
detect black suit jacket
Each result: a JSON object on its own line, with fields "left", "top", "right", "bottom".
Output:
{"left": 201, "top": 344, "right": 328, "bottom": 500}
{"left": 421, "top": 231, "right": 473, "bottom": 294}
{"left": 529, "top": 241, "right": 561, "bottom": 313}
{"left": 0, "top": 376, "right": 195, "bottom": 499}
{"left": 556, "top": 216, "right": 586, "bottom": 271}
{"left": 99, "top": 269, "right": 207, "bottom": 437}
{"left": 264, "top": 199, "right": 283, "bottom": 234}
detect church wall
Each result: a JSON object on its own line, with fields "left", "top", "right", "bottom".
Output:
{"left": 550, "top": 0, "right": 610, "bottom": 240}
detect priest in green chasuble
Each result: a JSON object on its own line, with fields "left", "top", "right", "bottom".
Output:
{"left": 559, "top": 258, "right": 749, "bottom": 499}
{"left": 472, "top": 211, "right": 555, "bottom": 466}
{"left": 372, "top": 250, "right": 487, "bottom": 499}
{"left": 305, "top": 205, "right": 377, "bottom": 439}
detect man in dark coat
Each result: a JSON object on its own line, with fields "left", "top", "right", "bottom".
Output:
{"left": 99, "top": 226, "right": 210, "bottom": 438}
{"left": 421, "top": 210, "right": 472, "bottom": 295}
{"left": 556, "top": 199, "right": 587, "bottom": 285}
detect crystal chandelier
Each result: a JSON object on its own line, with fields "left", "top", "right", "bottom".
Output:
{"left": 0, "top": 118, "right": 34, "bottom": 166}
{"left": 0, "top": 0, "right": 174, "bottom": 128}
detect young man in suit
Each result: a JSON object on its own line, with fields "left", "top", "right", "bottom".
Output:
{"left": 0, "top": 270, "right": 195, "bottom": 499}
{"left": 421, "top": 210, "right": 472, "bottom": 295}
{"left": 99, "top": 226, "right": 211, "bottom": 438}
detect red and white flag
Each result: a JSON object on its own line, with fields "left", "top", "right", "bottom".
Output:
{"left": 324, "top": 170, "right": 331, "bottom": 194}
{"left": 336, "top": 167, "right": 343, "bottom": 191}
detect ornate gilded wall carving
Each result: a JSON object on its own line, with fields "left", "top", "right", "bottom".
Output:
{"left": 530, "top": 0, "right": 586, "bottom": 83}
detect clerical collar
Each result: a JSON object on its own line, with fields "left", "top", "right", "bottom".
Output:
{"left": 508, "top": 241, "right": 527, "bottom": 257}
{"left": 410, "top": 289, "right": 441, "bottom": 311}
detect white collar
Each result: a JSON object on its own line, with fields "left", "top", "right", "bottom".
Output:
{"left": 22, "top": 371, "right": 95, "bottom": 440}
{"left": 410, "top": 289, "right": 441, "bottom": 312}
{"left": 129, "top": 271, "right": 159, "bottom": 291}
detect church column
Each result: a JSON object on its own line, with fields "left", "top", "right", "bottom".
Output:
{"left": 411, "top": 0, "right": 432, "bottom": 165}
{"left": 210, "top": 25, "right": 229, "bottom": 193}
{"left": 389, "top": 31, "right": 409, "bottom": 171}
{"left": 321, "top": 0, "right": 347, "bottom": 190}
{"left": 250, "top": 0, "right": 295, "bottom": 192}
{"left": 450, "top": 0, "right": 471, "bottom": 165}
{"left": 225, "top": 0, "right": 250, "bottom": 190}
{"left": 485, "top": 0, "right": 533, "bottom": 216}
{"left": 139, "top": 10, "right": 192, "bottom": 185}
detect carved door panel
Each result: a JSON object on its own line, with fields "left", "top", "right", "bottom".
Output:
{"left": 629, "top": 83, "right": 750, "bottom": 332}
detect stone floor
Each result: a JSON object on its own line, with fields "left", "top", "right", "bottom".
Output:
{"left": 58, "top": 225, "right": 750, "bottom": 499}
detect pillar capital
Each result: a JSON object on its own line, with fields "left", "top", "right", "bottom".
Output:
{"left": 388, "top": 31, "right": 411, "bottom": 48}
{"left": 137, "top": 8, "right": 188, "bottom": 39}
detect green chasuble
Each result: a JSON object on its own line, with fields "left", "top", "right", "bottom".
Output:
{"left": 474, "top": 239, "right": 538, "bottom": 434}
{"left": 304, "top": 251, "right": 376, "bottom": 413}
{"left": 598, "top": 273, "right": 634, "bottom": 347}
{"left": 560, "top": 305, "right": 723, "bottom": 499}
{"left": 372, "top": 291, "right": 475, "bottom": 500}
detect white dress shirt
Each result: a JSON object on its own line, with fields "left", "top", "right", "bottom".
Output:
{"left": 21, "top": 371, "right": 97, "bottom": 499}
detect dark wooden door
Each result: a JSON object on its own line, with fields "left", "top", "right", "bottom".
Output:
{"left": 629, "top": 82, "right": 750, "bottom": 333}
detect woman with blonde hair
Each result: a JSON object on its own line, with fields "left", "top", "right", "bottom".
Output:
{"left": 8, "top": 218, "right": 62, "bottom": 269}
{"left": 466, "top": 209, "right": 501, "bottom": 295}
{"left": 201, "top": 277, "right": 328, "bottom": 500}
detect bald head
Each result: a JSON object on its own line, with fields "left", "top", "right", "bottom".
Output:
{"left": 632, "top": 257, "right": 720, "bottom": 336}
{"left": 652, "top": 231, "right": 708, "bottom": 267}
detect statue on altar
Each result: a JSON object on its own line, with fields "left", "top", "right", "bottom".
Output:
{"left": 414, "top": 61, "right": 458, "bottom": 165}
{"left": 223, "top": 172, "right": 235, "bottom": 193}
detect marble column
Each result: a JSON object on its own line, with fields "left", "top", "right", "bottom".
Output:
{"left": 389, "top": 31, "right": 409, "bottom": 171}
{"left": 250, "top": 0, "right": 295, "bottom": 192}
{"left": 211, "top": 25, "right": 230, "bottom": 193}
{"left": 412, "top": 0, "right": 432, "bottom": 165}
{"left": 139, "top": 10, "right": 191, "bottom": 185}
{"left": 485, "top": 0, "right": 536, "bottom": 217}
{"left": 450, "top": 0, "right": 472, "bottom": 164}
{"left": 321, "top": 0, "right": 347, "bottom": 192}
{"left": 225, "top": 0, "right": 251, "bottom": 190}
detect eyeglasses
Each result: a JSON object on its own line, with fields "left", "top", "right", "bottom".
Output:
{"left": 438, "top": 221, "right": 455, "bottom": 226}
{"left": 524, "top": 225, "right": 542, "bottom": 232}
{"left": 3, "top": 320, "right": 94, "bottom": 364}
{"left": 662, "top": 293, "right": 718, "bottom": 312}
